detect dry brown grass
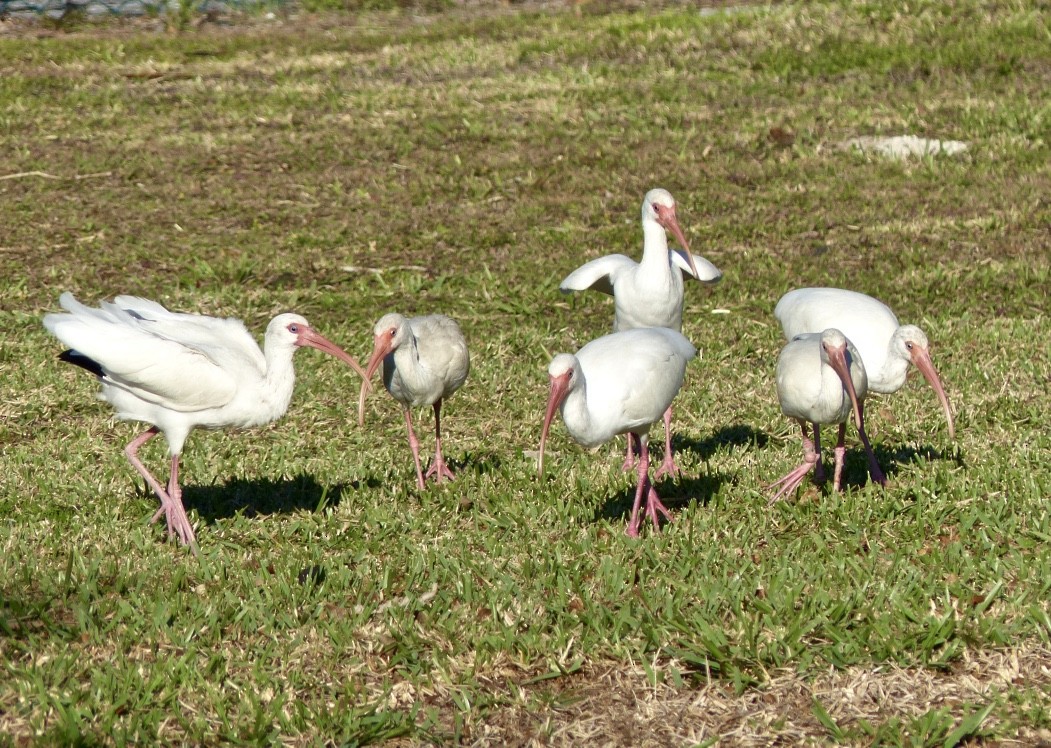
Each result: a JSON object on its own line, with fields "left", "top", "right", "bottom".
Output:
{"left": 414, "top": 645, "right": 1051, "bottom": 746}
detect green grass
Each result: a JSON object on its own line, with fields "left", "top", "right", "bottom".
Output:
{"left": 1, "top": 0, "right": 1050, "bottom": 743}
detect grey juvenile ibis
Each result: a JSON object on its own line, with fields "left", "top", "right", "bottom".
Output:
{"left": 358, "top": 313, "right": 470, "bottom": 490}
{"left": 769, "top": 328, "right": 886, "bottom": 502}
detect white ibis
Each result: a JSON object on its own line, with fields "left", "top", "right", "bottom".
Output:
{"left": 559, "top": 188, "right": 722, "bottom": 479}
{"left": 43, "top": 293, "right": 368, "bottom": 549}
{"left": 774, "top": 288, "right": 954, "bottom": 439}
{"left": 768, "top": 328, "right": 886, "bottom": 502}
{"left": 357, "top": 313, "right": 470, "bottom": 490}
{"left": 538, "top": 327, "right": 697, "bottom": 537}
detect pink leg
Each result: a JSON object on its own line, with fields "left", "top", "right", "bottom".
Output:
{"left": 126, "top": 429, "right": 173, "bottom": 532}
{"left": 832, "top": 422, "right": 847, "bottom": 491}
{"left": 855, "top": 401, "right": 887, "bottom": 486}
{"left": 424, "top": 400, "right": 456, "bottom": 483}
{"left": 403, "top": 407, "right": 426, "bottom": 490}
{"left": 164, "top": 456, "right": 198, "bottom": 549}
{"left": 127, "top": 429, "right": 196, "bottom": 548}
{"left": 812, "top": 424, "right": 826, "bottom": 484}
{"left": 625, "top": 434, "right": 650, "bottom": 538}
{"left": 621, "top": 434, "right": 637, "bottom": 472}
{"left": 767, "top": 420, "right": 819, "bottom": 503}
{"left": 652, "top": 406, "right": 681, "bottom": 481}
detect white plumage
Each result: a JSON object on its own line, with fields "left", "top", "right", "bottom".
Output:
{"left": 43, "top": 293, "right": 367, "bottom": 548}
{"left": 768, "top": 328, "right": 886, "bottom": 502}
{"left": 358, "top": 313, "right": 470, "bottom": 490}
{"left": 559, "top": 188, "right": 721, "bottom": 478}
{"left": 774, "top": 287, "right": 954, "bottom": 438}
{"left": 539, "top": 327, "right": 697, "bottom": 537}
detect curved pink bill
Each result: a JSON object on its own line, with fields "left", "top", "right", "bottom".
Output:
{"left": 357, "top": 336, "right": 391, "bottom": 427}
{"left": 910, "top": 347, "right": 955, "bottom": 440}
{"left": 297, "top": 327, "right": 369, "bottom": 381}
{"left": 538, "top": 371, "right": 571, "bottom": 478}
{"left": 659, "top": 208, "right": 700, "bottom": 280}
{"left": 824, "top": 342, "right": 864, "bottom": 431}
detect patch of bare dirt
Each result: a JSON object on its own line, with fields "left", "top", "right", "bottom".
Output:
{"left": 434, "top": 644, "right": 1051, "bottom": 745}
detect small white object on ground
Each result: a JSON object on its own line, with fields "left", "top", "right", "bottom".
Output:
{"left": 842, "top": 135, "right": 968, "bottom": 159}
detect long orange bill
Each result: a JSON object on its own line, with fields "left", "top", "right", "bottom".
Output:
{"left": 825, "top": 343, "right": 865, "bottom": 432}
{"left": 357, "top": 337, "right": 390, "bottom": 427}
{"left": 298, "top": 327, "right": 369, "bottom": 381}
{"left": 660, "top": 209, "right": 700, "bottom": 280}
{"left": 538, "top": 371, "right": 571, "bottom": 478}
{"left": 910, "top": 347, "right": 955, "bottom": 440}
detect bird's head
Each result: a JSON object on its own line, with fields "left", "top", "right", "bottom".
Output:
{"left": 538, "top": 354, "right": 579, "bottom": 478}
{"left": 269, "top": 313, "right": 369, "bottom": 380}
{"left": 893, "top": 324, "right": 954, "bottom": 439}
{"left": 819, "top": 328, "right": 865, "bottom": 431}
{"left": 643, "top": 188, "right": 699, "bottom": 279}
{"left": 358, "top": 313, "right": 410, "bottom": 426}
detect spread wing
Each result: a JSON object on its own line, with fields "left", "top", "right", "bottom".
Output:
{"left": 671, "top": 249, "right": 723, "bottom": 284}
{"left": 44, "top": 294, "right": 241, "bottom": 412}
{"left": 559, "top": 254, "right": 637, "bottom": 297}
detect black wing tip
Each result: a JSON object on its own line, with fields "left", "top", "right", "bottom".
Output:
{"left": 58, "top": 349, "right": 105, "bottom": 378}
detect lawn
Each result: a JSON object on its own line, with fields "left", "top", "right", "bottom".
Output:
{"left": 1, "top": 0, "right": 1049, "bottom": 743}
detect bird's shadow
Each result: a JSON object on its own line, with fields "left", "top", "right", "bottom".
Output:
{"left": 820, "top": 442, "right": 963, "bottom": 489}
{"left": 594, "top": 470, "right": 730, "bottom": 527}
{"left": 0, "top": 593, "right": 75, "bottom": 643}
{"left": 182, "top": 473, "right": 380, "bottom": 524}
{"left": 450, "top": 450, "right": 505, "bottom": 476}
{"left": 873, "top": 442, "right": 964, "bottom": 477}
{"left": 675, "top": 423, "right": 772, "bottom": 461}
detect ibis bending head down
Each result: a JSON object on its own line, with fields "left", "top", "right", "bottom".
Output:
{"left": 768, "top": 328, "right": 886, "bottom": 503}
{"left": 538, "top": 327, "right": 697, "bottom": 537}
{"left": 774, "top": 287, "right": 954, "bottom": 439}
{"left": 358, "top": 313, "right": 470, "bottom": 490}
{"left": 559, "top": 188, "right": 722, "bottom": 479}
{"left": 43, "top": 293, "right": 368, "bottom": 549}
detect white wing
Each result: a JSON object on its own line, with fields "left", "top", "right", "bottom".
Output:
{"left": 671, "top": 249, "right": 723, "bottom": 284}
{"left": 559, "top": 254, "right": 638, "bottom": 297}
{"left": 109, "top": 295, "right": 267, "bottom": 374}
{"left": 45, "top": 295, "right": 241, "bottom": 412}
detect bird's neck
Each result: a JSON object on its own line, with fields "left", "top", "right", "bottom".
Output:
{"left": 392, "top": 333, "right": 426, "bottom": 388}
{"left": 874, "top": 344, "right": 910, "bottom": 393}
{"left": 639, "top": 220, "right": 672, "bottom": 272}
{"left": 560, "top": 382, "right": 594, "bottom": 443}
{"left": 260, "top": 346, "right": 298, "bottom": 418}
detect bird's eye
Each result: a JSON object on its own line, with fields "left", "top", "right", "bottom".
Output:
{"left": 288, "top": 323, "right": 300, "bottom": 334}
{"left": 905, "top": 342, "right": 914, "bottom": 350}
{"left": 389, "top": 328, "right": 397, "bottom": 338}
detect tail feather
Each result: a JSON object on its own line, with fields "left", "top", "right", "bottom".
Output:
{"left": 58, "top": 349, "right": 105, "bottom": 378}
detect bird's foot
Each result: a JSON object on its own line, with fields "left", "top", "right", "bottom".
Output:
{"left": 152, "top": 488, "right": 198, "bottom": 548}
{"left": 424, "top": 458, "right": 456, "bottom": 483}
{"left": 652, "top": 455, "right": 682, "bottom": 482}
{"left": 645, "top": 487, "right": 674, "bottom": 532}
{"left": 148, "top": 490, "right": 179, "bottom": 537}
{"left": 620, "top": 454, "right": 637, "bottom": 473}
{"left": 766, "top": 461, "right": 816, "bottom": 504}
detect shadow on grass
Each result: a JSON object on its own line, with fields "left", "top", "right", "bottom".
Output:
{"left": 675, "top": 423, "right": 771, "bottom": 461}
{"left": 448, "top": 450, "right": 504, "bottom": 475}
{"left": 594, "top": 470, "right": 731, "bottom": 528}
{"left": 0, "top": 594, "right": 75, "bottom": 643}
{"left": 182, "top": 472, "right": 380, "bottom": 524}
{"left": 817, "top": 442, "right": 963, "bottom": 489}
